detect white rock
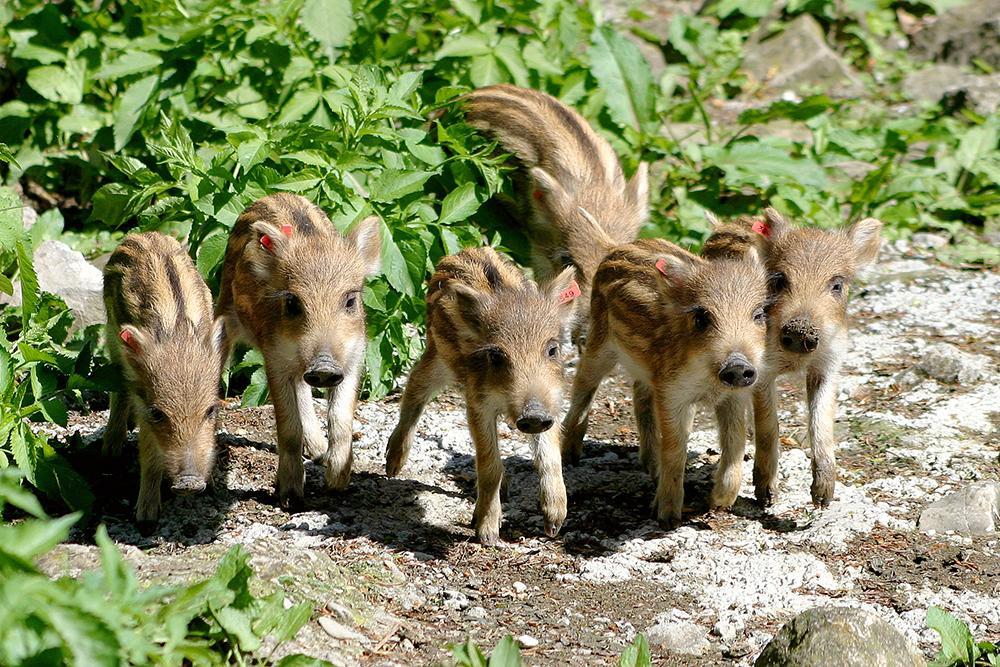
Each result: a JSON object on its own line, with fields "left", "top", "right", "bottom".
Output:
{"left": 517, "top": 634, "right": 539, "bottom": 649}
{"left": 10, "top": 240, "right": 105, "bottom": 328}
{"left": 512, "top": 581, "right": 528, "bottom": 594}
{"left": 645, "top": 617, "right": 710, "bottom": 655}
{"left": 919, "top": 483, "right": 1000, "bottom": 535}
{"left": 317, "top": 616, "right": 367, "bottom": 642}
{"left": 917, "top": 343, "right": 991, "bottom": 384}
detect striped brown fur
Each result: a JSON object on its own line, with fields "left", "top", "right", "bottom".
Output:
{"left": 385, "top": 247, "right": 577, "bottom": 544}
{"left": 216, "top": 193, "right": 381, "bottom": 509}
{"left": 562, "top": 237, "right": 770, "bottom": 526}
{"left": 103, "top": 231, "right": 225, "bottom": 525}
{"left": 463, "top": 84, "right": 648, "bottom": 344}
{"left": 702, "top": 209, "right": 883, "bottom": 508}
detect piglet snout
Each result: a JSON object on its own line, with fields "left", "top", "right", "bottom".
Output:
{"left": 718, "top": 354, "right": 757, "bottom": 388}
{"left": 304, "top": 355, "right": 344, "bottom": 388}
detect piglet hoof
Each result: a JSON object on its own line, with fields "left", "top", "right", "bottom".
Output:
{"left": 811, "top": 477, "right": 835, "bottom": 509}
{"left": 385, "top": 439, "right": 408, "bottom": 478}
{"left": 543, "top": 517, "right": 564, "bottom": 538}
{"left": 278, "top": 491, "right": 305, "bottom": 513}
{"left": 325, "top": 466, "right": 351, "bottom": 492}
{"left": 561, "top": 446, "right": 582, "bottom": 466}
{"left": 476, "top": 527, "right": 501, "bottom": 547}
{"left": 136, "top": 519, "right": 158, "bottom": 536}
{"left": 755, "top": 487, "right": 775, "bottom": 508}
{"left": 303, "top": 438, "right": 327, "bottom": 462}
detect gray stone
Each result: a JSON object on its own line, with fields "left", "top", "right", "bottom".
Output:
{"left": 517, "top": 634, "right": 539, "bottom": 649}
{"left": 911, "top": 0, "right": 1000, "bottom": 69}
{"left": 917, "top": 343, "right": 992, "bottom": 384}
{"left": 743, "top": 16, "right": 861, "bottom": 94}
{"left": 918, "top": 483, "right": 1000, "bottom": 535}
{"left": 646, "top": 617, "right": 711, "bottom": 656}
{"left": 910, "top": 232, "right": 950, "bottom": 250}
{"left": 8, "top": 240, "right": 105, "bottom": 328}
{"left": 755, "top": 607, "right": 925, "bottom": 667}
{"left": 903, "top": 65, "right": 1000, "bottom": 116}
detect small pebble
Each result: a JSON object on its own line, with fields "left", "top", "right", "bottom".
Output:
{"left": 518, "top": 634, "right": 539, "bottom": 648}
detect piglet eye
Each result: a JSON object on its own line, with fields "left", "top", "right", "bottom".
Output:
{"left": 830, "top": 277, "right": 845, "bottom": 295}
{"left": 487, "top": 348, "right": 507, "bottom": 368}
{"left": 148, "top": 406, "right": 167, "bottom": 424}
{"left": 753, "top": 307, "right": 766, "bottom": 325}
{"left": 284, "top": 293, "right": 303, "bottom": 318}
{"left": 692, "top": 307, "right": 712, "bottom": 332}
{"left": 545, "top": 340, "right": 560, "bottom": 359}
{"left": 344, "top": 291, "right": 359, "bottom": 311}
{"left": 769, "top": 272, "right": 788, "bottom": 293}
{"left": 205, "top": 404, "right": 219, "bottom": 421}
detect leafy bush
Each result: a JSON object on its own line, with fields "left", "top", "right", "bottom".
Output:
{"left": 0, "top": 469, "right": 328, "bottom": 666}
{"left": 927, "top": 606, "right": 999, "bottom": 667}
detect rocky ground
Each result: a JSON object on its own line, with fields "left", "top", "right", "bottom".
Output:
{"left": 36, "top": 237, "right": 1000, "bottom": 665}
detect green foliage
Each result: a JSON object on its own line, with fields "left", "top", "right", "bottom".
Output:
{"left": 927, "top": 606, "right": 1000, "bottom": 667}
{"left": 0, "top": 470, "right": 331, "bottom": 667}
{"left": 449, "top": 633, "right": 652, "bottom": 666}
{"left": 618, "top": 633, "right": 652, "bottom": 667}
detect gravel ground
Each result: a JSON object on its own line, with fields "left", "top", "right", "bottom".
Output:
{"left": 38, "top": 240, "right": 1000, "bottom": 665}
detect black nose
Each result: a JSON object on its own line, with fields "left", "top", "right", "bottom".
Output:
{"left": 171, "top": 475, "right": 206, "bottom": 496}
{"left": 304, "top": 357, "right": 344, "bottom": 388}
{"left": 516, "top": 401, "right": 555, "bottom": 434}
{"left": 780, "top": 322, "right": 819, "bottom": 354}
{"left": 719, "top": 356, "right": 757, "bottom": 388}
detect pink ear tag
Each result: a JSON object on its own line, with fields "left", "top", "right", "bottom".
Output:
{"left": 120, "top": 329, "right": 138, "bottom": 352}
{"left": 655, "top": 257, "right": 670, "bottom": 276}
{"left": 280, "top": 223, "right": 293, "bottom": 237}
{"left": 752, "top": 220, "right": 772, "bottom": 237}
{"left": 557, "top": 280, "right": 581, "bottom": 305}
{"left": 260, "top": 234, "right": 274, "bottom": 252}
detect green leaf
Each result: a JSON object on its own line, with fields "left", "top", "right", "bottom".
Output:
{"left": 451, "top": 637, "right": 488, "bottom": 667}
{"left": 370, "top": 170, "right": 433, "bottom": 203}
{"left": 379, "top": 224, "right": 415, "bottom": 296}
{"left": 956, "top": 121, "right": 999, "bottom": 173}
{"left": 927, "top": 606, "right": 977, "bottom": 666}
{"left": 618, "top": 633, "right": 651, "bottom": 667}
{"left": 26, "top": 64, "right": 84, "bottom": 104}
{"left": 301, "top": 0, "right": 355, "bottom": 48}
{"left": 43, "top": 604, "right": 120, "bottom": 667}
{"left": 16, "top": 238, "right": 39, "bottom": 330}
{"left": 702, "top": 141, "right": 828, "bottom": 190}
{"left": 438, "top": 183, "right": 482, "bottom": 226}
{"left": 488, "top": 635, "right": 522, "bottom": 667}
{"left": 93, "top": 50, "right": 163, "bottom": 79}
{"left": 196, "top": 233, "right": 229, "bottom": 278}
{"left": 113, "top": 75, "right": 159, "bottom": 151}
{"left": 271, "top": 602, "right": 312, "bottom": 644}
{"left": 588, "top": 26, "right": 656, "bottom": 132}
{"left": 0, "top": 513, "right": 78, "bottom": 561}
{"left": 737, "top": 96, "right": 835, "bottom": 125}
{"left": 436, "top": 32, "right": 492, "bottom": 59}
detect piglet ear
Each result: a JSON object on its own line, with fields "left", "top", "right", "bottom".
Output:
{"left": 548, "top": 267, "right": 580, "bottom": 311}
{"left": 250, "top": 221, "right": 290, "bottom": 257}
{"left": 761, "top": 207, "right": 791, "bottom": 239}
{"left": 118, "top": 325, "right": 150, "bottom": 359}
{"left": 209, "top": 316, "right": 228, "bottom": 359}
{"left": 347, "top": 215, "right": 382, "bottom": 276}
{"left": 654, "top": 253, "right": 696, "bottom": 285}
{"left": 849, "top": 217, "right": 883, "bottom": 268}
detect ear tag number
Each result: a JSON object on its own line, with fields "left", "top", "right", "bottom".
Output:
{"left": 557, "top": 281, "right": 581, "bottom": 304}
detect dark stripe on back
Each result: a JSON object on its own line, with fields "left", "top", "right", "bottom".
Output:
{"left": 164, "top": 255, "right": 188, "bottom": 332}
{"left": 292, "top": 207, "right": 317, "bottom": 234}
{"left": 537, "top": 92, "right": 602, "bottom": 165}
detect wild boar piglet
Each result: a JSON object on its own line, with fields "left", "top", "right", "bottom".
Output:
{"left": 463, "top": 84, "right": 648, "bottom": 346}
{"left": 103, "top": 232, "right": 226, "bottom": 526}
{"left": 385, "top": 247, "right": 579, "bottom": 545}
{"left": 562, "top": 238, "right": 770, "bottom": 526}
{"left": 216, "top": 193, "right": 381, "bottom": 510}
{"left": 703, "top": 208, "right": 882, "bottom": 507}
